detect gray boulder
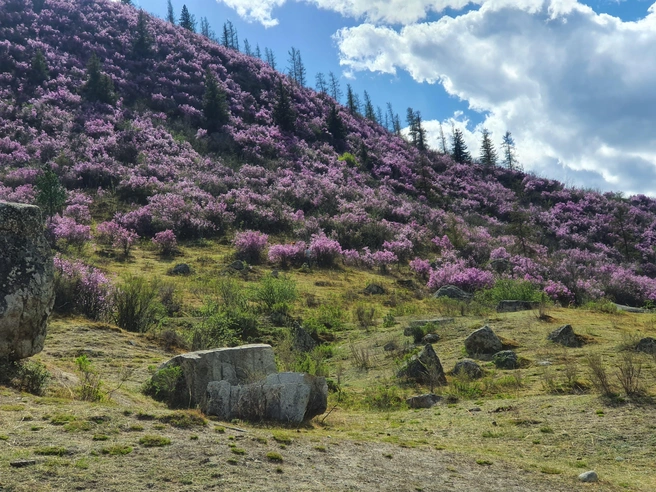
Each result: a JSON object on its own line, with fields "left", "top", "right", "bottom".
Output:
{"left": 422, "top": 333, "right": 440, "bottom": 344}
{"left": 397, "top": 344, "right": 447, "bottom": 385}
{"left": 433, "top": 285, "right": 472, "bottom": 301}
{"left": 406, "top": 393, "right": 441, "bottom": 409}
{"left": 169, "top": 263, "right": 191, "bottom": 275}
{"left": 0, "top": 202, "right": 54, "bottom": 360}
{"left": 204, "top": 372, "right": 327, "bottom": 423}
{"left": 496, "top": 300, "right": 540, "bottom": 313}
{"left": 157, "top": 344, "right": 277, "bottom": 408}
{"left": 489, "top": 258, "right": 510, "bottom": 274}
{"left": 291, "top": 323, "right": 317, "bottom": 353}
{"left": 452, "top": 359, "right": 483, "bottom": 379}
{"left": 547, "top": 324, "right": 581, "bottom": 348}
{"left": 578, "top": 471, "right": 598, "bottom": 483}
{"left": 636, "top": 337, "right": 656, "bottom": 354}
{"left": 364, "top": 283, "right": 386, "bottom": 295}
{"left": 493, "top": 350, "right": 519, "bottom": 369}
{"left": 464, "top": 326, "right": 503, "bottom": 357}
{"left": 229, "top": 260, "right": 245, "bottom": 271}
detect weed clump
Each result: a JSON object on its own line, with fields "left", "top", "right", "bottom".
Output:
{"left": 139, "top": 435, "right": 171, "bottom": 447}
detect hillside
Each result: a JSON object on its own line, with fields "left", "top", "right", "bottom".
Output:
{"left": 2, "top": 1, "right": 656, "bottom": 491}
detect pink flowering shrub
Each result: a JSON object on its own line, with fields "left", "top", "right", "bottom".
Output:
{"left": 427, "top": 260, "right": 495, "bottom": 292}
{"left": 309, "top": 233, "right": 342, "bottom": 267}
{"left": 382, "top": 237, "right": 413, "bottom": 264}
{"left": 544, "top": 280, "right": 575, "bottom": 306}
{"left": 370, "top": 250, "right": 398, "bottom": 273}
{"left": 63, "top": 204, "right": 91, "bottom": 224}
{"left": 53, "top": 254, "right": 113, "bottom": 320}
{"left": 152, "top": 230, "right": 178, "bottom": 256}
{"left": 233, "top": 230, "right": 268, "bottom": 264}
{"left": 409, "top": 257, "right": 431, "bottom": 279}
{"left": 96, "top": 221, "right": 139, "bottom": 256}
{"left": 47, "top": 215, "right": 91, "bottom": 249}
{"left": 268, "top": 242, "right": 306, "bottom": 268}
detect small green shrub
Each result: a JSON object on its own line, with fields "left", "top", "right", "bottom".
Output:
{"left": 102, "top": 444, "right": 133, "bottom": 455}
{"left": 362, "top": 382, "right": 405, "bottom": 411}
{"left": 383, "top": 313, "right": 396, "bottom": 328}
{"left": 353, "top": 304, "right": 376, "bottom": 330}
{"left": 113, "top": 275, "right": 162, "bottom": 333}
{"left": 50, "top": 414, "right": 76, "bottom": 425}
{"left": 159, "top": 412, "right": 207, "bottom": 429}
{"left": 35, "top": 446, "right": 68, "bottom": 456}
{"left": 139, "top": 435, "right": 171, "bottom": 447}
{"left": 143, "top": 365, "right": 183, "bottom": 407}
{"left": 75, "top": 355, "right": 104, "bottom": 402}
{"left": 231, "top": 447, "right": 246, "bottom": 455}
{"left": 337, "top": 152, "right": 358, "bottom": 167}
{"left": 266, "top": 451, "right": 283, "bottom": 462}
{"left": 477, "top": 279, "right": 541, "bottom": 304}
{"left": 255, "top": 275, "right": 298, "bottom": 313}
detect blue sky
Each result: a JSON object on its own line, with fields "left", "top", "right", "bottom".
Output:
{"left": 136, "top": 0, "right": 656, "bottom": 196}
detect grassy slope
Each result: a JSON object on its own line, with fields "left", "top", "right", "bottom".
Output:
{"left": 2, "top": 242, "right": 656, "bottom": 491}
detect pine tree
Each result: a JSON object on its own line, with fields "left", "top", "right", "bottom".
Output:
{"left": 363, "top": 91, "right": 376, "bottom": 122}
{"left": 200, "top": 17, "right": 215, "bottom": 40}
{"left": 166, "top": 0, "right": 176, "bottom": 24}
{"left": 387, "top": 102, "right": 401, "bottom": 135}
{"left": 273, "top": 80, "right": 295, "bottom": 133}
{"left": 328, "top": 72, "right": 341, "bottom": 103}
{"left": 315, "top": 72, "right": 327, "bottom": 94}
{"left": 287, "top": 47, "right": 306, "bottom": 86}
{"left": 451, "top": 128, "right": 471, "bottom": 163}
{"left": 414, "top": 111, "right": 426, "bottom": 152}
{"left": 502, "top": 131, "right": 519, "bottom": 170}
{"left": 243, "top": 38, "right": 252, "bottom": 56}
{"left": 479, "top": 128, "right": 497, "bottom": 167}
{"left": 346, "top": 84, "right": 360, "bottom": 115}
{"left": 35, "top": 165, "right": 66, "bottom": 217}
{"left": 121, "top": 0, "right": 133, "bottom": 5}
{"left": 29, "top": 49, "right": 49, "bottom": 85}
{"left": 438, "top": 122, "right": 448, "bottom": 154}
{"left": 406, "top": 108, "right": 417, "bottom": 146}
{"left": 33, "top": 0, "right": 46, "bottom": 14}
{"left": 132, "top": 10, "right": 154, "bottom": 59}
{"left": 264, "top": 48, "right": 276, "bottom": 69}
{"left": 327, "top": 103, "right": 346, "bottom": 142}
{"left": 376, "top": 106, "right": 384, "bottom": 127}
{"left": 359, "top": 141, "right": 370, "bottom": 170}
{"left": 179, "top": 5, "right": 196, "bottom": 32}
{"left": 82, "top": 54, "right": 116, "bottom": 105}
{"left": 203, "top": 68, "right": 229, "bottom": 132}
{"left": 221, "top": 21, "right": 239, "bottom": 50}
{"left": 255, "top": 44, "right": 262, "bottom": 59}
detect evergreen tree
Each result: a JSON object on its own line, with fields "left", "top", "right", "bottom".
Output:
{"left": 221, "top": 21, "right": 239, "bottom": 50}
{"left": 479, "top": 128, "right": 497, "bottom": 167}
{"left": 33, "top": 0, "right": 46, "bottom": 14}
{"left": 179, "top": 5, "right": 196, "bottom": 32}
{"left": 346, "top": 84, "right": 360, "bottom": 115}
{"left": 363, "top": 90, "right": 376, "bottom": 122}
{"left": 121, "top": 0, "right": 133, "bottom": 5}
{"left": 132, "top": 10, "right": 154, "bottom": 59}
{"left": 255, "top": 44, "right": 262, "bottom": 59}
{"left": 82, "top": 54, "right": 116, "bottom": 105}
{"left": 273, "top": 80, "right": 295, "bottom": 133}
{"left": 406, "top": 108, "right": 426, "bottom": 151}
{"left": 200, "top": 17, "right": 215, "bottom": 40}
{"left": 286, "top": 47, "right": 306, "bottom": 86}
{"left": 406, "top": 108, "right": 417, "bottom": 146}
{"left": 203, "top": 68, "right": 229, "bottom": 132}
{"left": 29, "top": 49, "right": 49, "bottom": 85}
{"left": 438, "top": 122, "right": 448, "bottom": 154}
{"left": 264, "top": 48, "right": 276, "bottom": 69}
{"left": 35, "top": 166, "right": 66, "bottom": 217}
{"left": 166, "top": 0, "right": 176, "bottom": 24}
{"left": 243, "top": 38, "right": 252, "bottom": 56}
{"left": 315, "top": 72, "right": 327, "bottom": 94}
{"left": 502, "top": 131, "right": 519, "bottom": 170}
{"left": 328, "top": 72, "right": 341, "bottom": 102}
{"left": 326, "top": 103, "right": 346, "bottom": 142}
{"left": 387, "top": 102, "right": 401, "bottom": 135}
{"left": 359, "top": 141, "right": 370, "bottom": 170}
{"left": 451, "top": 128, "right": 471, "bottom": 163}
{"left": 376, "top": 106, "right": 384, "bottom": 127}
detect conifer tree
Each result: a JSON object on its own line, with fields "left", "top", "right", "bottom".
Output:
{"left": 363, "top": 91, "right": 376, "bottom": 122}
{"left": 438, "top": 122, "right": 448, "bottom": 154}
{"left": 179, "top": 5, "right": 196, "bottom": 32}
{"left": 33, "top": 0, "right": 46, "bottom": 14}
{"left": 359, "top": 141, "right": 370, "bottom": 170}
{"left": 451, "top": 128, "right": 471, "bottom": 163}
{"left": 287, "top": 47, "right": 306, "bottom": 86}
{"left": 121, "top": 0, "right": 133, "bottom": 5}
{"left": 315, "top": 72, "right": 327, "bottom": 94}
{"left": 406, "top": 108, "right": 417, "bottom": 146}
{"left": 328, "top": 72, "right": 341, "bottom": 103}
{"left": 327, "top": 103, "right": 346, "bottom": 142}
{"left": 346, "top": 84, "right": 360, "bottom": 115}
{"left": 166, "top": 0, "right": 176, "bottom": 24}
{"left": 406, "top": 108, "right": 426, "bottom": 151}
{"left": 502, "top": 131, "right": 519, "bottom": 170}
{"left": 203, "top": 68, "right": 229, "bottom": 132}
{"left": 35, "top": 165, "right": 66, "bottom": 217}
{"left": 82, "top": 54, "right": 116, "bottom": 105}
{"left": 221, "top": 21, "right": 239, "bottom": 50}
{"left": 132, "top": 10, "right": 154, "bottom": 59}
{"left": 29, "top": 49, "right": 49, "bottom": 85}
{"left": 479, "top": 128, "right": 497, "bottom": 167}
{"left": 387, "top": 102, "right": 401, "bottom": 135}
{"left": 376, "top": 106, "right": 384, "bottom": 127}
{"left": 255, "top": 44, "right": 262, "bottom": 59}
{"left": 243, "top": 38, "right": 252, "bottom": 56}
{"left": 264, "top": 48, "right": 276, "bottom": 70}
{"left": 200, "top": 17, "right": 215, "bottom": 40}
{"left": 273, "top": 80, "right": 295, "bottom": 133}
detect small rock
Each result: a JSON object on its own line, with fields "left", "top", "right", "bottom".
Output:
{"left": 496, "top": 300, "right": 540, "bottom": 313}
{"left": 636, "top": 337, "right": 656, "bottom": 354}
{"left": 170, "top": 263, "right": 191, "bottom": 275}
{"left": 271, "top": 270, "right": 279, "bottom": 278}
{"left": 468, "top": 407, "right": 481, "bottom": 412}
{"left": 10, "top": 459, "right": 37, "bottom": 468}
{"left": 229, "top": 260, "right": 245, "bottom": 271}
{"left": 492, "top": 350, "right": 519, "bottom": 370}
{"left": 464, "top": 326, "right": 503, "bottom": 357}
{"left": 578, "top": 471, "right": 598, "bottom": 483}
{"left": 422, "top": 333, "right": 440, "bottom": 344}
{"left": 433, "top": 285, "right": 472, "bottom": 301}
{"left": 397, "top": 344, "right": 447, "bottom": 385}
{"left": 489, "top": 258, "right": 510, "bottom": 274}
{"left": 383, "top": 341, "right": 397, "bottom": 352}
{"left": 547, "top": 324, "right": 582, "bottom": 348}
{"left": 291, "top": 323, "right": 317, "bottom": 353}
{"left": 406, "top": 393, "right": 441, "bottom": 409}
{"left": 452, "top": 359, "right": 483, "bottom": 379}
{"left": 364, "top": 283, "right": 386, "bottom": 295}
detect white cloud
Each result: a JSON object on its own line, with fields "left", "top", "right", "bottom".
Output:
{"left": 335, "top": 1, "right": 656, "bottom": 194}
{"left": 218, "top": 0, "right": 287, "bottom": 27}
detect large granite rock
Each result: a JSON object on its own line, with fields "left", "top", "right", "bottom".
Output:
{"left": 397, "top": 344, "right": 447, "bottom": 385}
{"left": 158, "top": 344, "right": 277, "bottom": 408}
{"left": 0, "top": 202, "right": 54, "bottom": 360}
{"left": 406, "top": 393, "right": 441, "bottom": 409}
{"left": 452, "top": 359, "right": 483, "bottom": 379}
{"left": 547, "top": 324, "right": 581, "bottom": 348}
{"left": 496, "top": 300, "right": 540, "bottom": 313}
{"left": 204, "top": 372, "right": 328, "bottom": 423}
{"left": 464, "top": 326, "right": 503, "bottom": 357}
{"left": 433, "top": 285, "right": 472, "bottom": 301}
{"left": 493, "top": 350, "right": 519, "bottom": 369}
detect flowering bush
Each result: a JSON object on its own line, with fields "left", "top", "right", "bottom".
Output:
{"left": 409, "top": 257, "right": 431, "bottom": 279}
{"left": 152, "top": 230, "right": 178, "bottom": 256}
{"left": 95, "top": 221, "right": 139, "bottom": 256}
{"left": 427, "top": 260, "right": 495, "bottom": 292}
{"left": 268, "top": 242, "right": 306, "bottom": 268}
{"left": 544, "top": 280, "right": 575, "bottom": 305}
{"left": 53, "top": 255, "right": 113, "bottom": 320}
{"left": 370, "top": 250, "right": 398, "bottom": 273}
{"left": 309, "top": 233, "right": 342, "bottom": 267}
{"left": 233, "top": 230, "right": 268, "bottom": 264}
{"left": 47, "top": 215, "right": 91, "bottom": 249}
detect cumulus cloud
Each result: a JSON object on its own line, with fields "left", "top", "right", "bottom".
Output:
{"left": 335, "top": 1, "right": 656, "bottom": 194}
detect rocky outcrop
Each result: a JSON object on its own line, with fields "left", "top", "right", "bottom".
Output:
{"left": 406, "top": 393, "right": 441, "bottom": 409}
{"left": 0, "top": 202, "right": 54, "bottom": 360}
{"left": 464, "top": 326, "right": 503, "bottom": 357}
{"left": 496, "top": 300, "right": 540, "bottom": 313}
{"left": 493, "top": 350, "right": 519, "bottom": 369}
{"left": 291, "top": 323, "right": 317, "bottom": 353}
{"left": 547, "top": 325, "right": 582, "bottom": 348}
{"left": 204, "top": 372, "right": 327, "bottom": 423}
{"left": 452, "top": 359, "right": 483, "bottom": 379}
{"left": 158, "top": 344, "right": 278, "bottom": 408}
{"left": 397, "top": 344, "right": 447, "bottom": 385}
{"left": 433, "top": 285, "right": 472, "bottom": 301}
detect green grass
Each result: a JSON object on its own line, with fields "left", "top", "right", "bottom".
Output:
{"left": 35, "top": 446, "right": 68, "bottom": 456}
{"left": 102, "top": 444, "right": 133, "bottom": 456}
{"left": 266, "top": 451, "right": 283, "bottom": 462}
{"left": 139, "top": 435, "right": 171, "bottom": 447}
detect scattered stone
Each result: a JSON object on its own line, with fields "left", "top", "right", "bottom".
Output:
{"left": 169, "top": 263, "right": 191, "bottom": 275}
{"left": 464, "top": 326, "right": 503, "bottom": 357}
{"left": 229, "top": 260, "right": 245, "bottom": 271}
{"left": 406, "top": 393, "right": 441, "bottom": 409}
{"left": 156, "top": 344, "right": 278, "bottom": 408}
{"left": 493, "top": 350, "right": 519, "bottom": 369}
{"left": 452, "top": 359, "right": 483, "bottom": 379}
{"left": 363, "top": 283, "right": 386, "bottom": 295}
{"left": 397, "top": 344, "right": 447, "bottom": 385}
{"left": 547, "top": 324, "right": 582, "bottom": 348}
{"left": 383, "top": 341, "right": 397, "bottom": 352}
{"left": 433, "top": 285, "right": 472, "bottom": 301}
{"left": 204, "top": 372, "right": 328, "bottom": 423}
{"left": 636, "top": 337, "right": 656, "bottom": 354}
{"left": 578, "top": 471, "right": 598, "bottom": 483}
{"left": 422, "top": 333, "right": 440, "bottom": 344}
{"left": 10, "top": 459, "right": 37, "bottom": 468}
{"left": 615, "top": 304, "right": 648, "bottom": 313}
{"left": 0, "top": 202, "right": 55, "bottom": 361}
{"left": 489, "top": 258, "right": 510, "bottom": 274}
{"left": 496, "top": 300, "right": 540, "bottom": 313}
{"left": 291, "top": 323, "right": 317, "bottom": 353}
{"left": 468, "top": 407, "right": 482, "bottom": 412}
